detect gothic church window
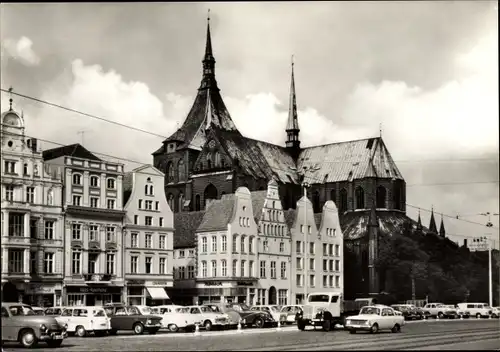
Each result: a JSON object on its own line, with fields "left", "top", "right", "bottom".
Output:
{"left": 330, "top": 189, "right": 336, "bottom": 203}
{"left": 179, "top": 193, "right": 184, "bottom": 213}
{"left": 167, "top": 193, "right": 174, "bottom": 211}
{"left": 312, "top": 191, "right": 321, "bottom": 213}
{"left": 215, "top": 152, "right": 221, "bottom": 167}
{"left": 355, "top": 187, "right": 365, "bottom": 209}
{"left": 376, "top": 186, "right": 387, "bottom": 209}
{"left": 178, "top": 159, "right": 186, "bottom": 181}
{"left": 339, "top": 189, "right": 348, "bottom": 213}
{"left": 203, "top": 184, "right": 218, "bottom": 209}
{"left": 195, "top": 194, "right": 201, "bottom": 211}
{"left": 393, "top": 184, "right": 401, "bottom": 210}
{"left": 166, "top": 162, "right": 175, "bottom": 183}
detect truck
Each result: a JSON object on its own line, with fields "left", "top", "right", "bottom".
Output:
{"left": 296, "top": 292, "right": 379, "bottom": 331}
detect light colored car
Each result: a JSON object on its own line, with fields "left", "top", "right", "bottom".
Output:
{"left": 56, "top": 306, "right": 111, "bottom": 337}
{"left": 31, "top": 307, "right": 46, "bottom": 316}
{"left": 345, "top": 305, "right": 405, "bottom": 334}
{"left": 1, "top": 302, "right": 68, "bottom": 348}
{"left": 44, "top": 307, "right": 65, "bottom": 316}
{"left": 279, "top": 305, "right": 303, "bottom": 324}
{"left": 457, "top": 303, "right": 493, "bottom": 319}
{"left": 491, "top": 307, "right": 499, "bottom": 318}
{"left": 250, "top": 305, "right": 281, "bottom": 322}
{"left": 422, "top": 303, "right": 453, "bottom": 319}
{"left": 157, "top": 307, "right": 199, "bottom": 332}
{"left": 186, "top": 305, "right": 232, "bottom": 331}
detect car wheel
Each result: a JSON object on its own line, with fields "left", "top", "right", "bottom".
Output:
{"left": 391, "top": 324, "right": 401, "bottom": 333}
{"left": 75, "top": 325, "right": 87, "bottom": 337}
{"left": 168, "top": 324, "right": 179, "bottom": 333}
{"left": 349, "top": 329, "right": 357, "bottom": 334}
{"left": 370, "top": 323, "right": 379, "bottom": 334}
{"left": 254, "top": 317, "right": 264, "bottom": 328}
{"left": 46, "top": 340, "right": 64, "bottom": 348}
{"left": 204, "top": 320, "right": 213, "bottom": 331}
{"left": 133, "top": 322, "right": 144, "bottom": 335}
{"left": 19, "top": 329, "right": 38, "bottom": 348}
{"left": 476, "top": 313, "right": 482, "bottom": 319}
{"left": 438, "top": 312, "right": 444, "bottom": 319}
{"left": 322, "top": 320, "right": 331, "bottom": 332}
{"left": 297, "top": 320, "right": 306, "bottom": 331}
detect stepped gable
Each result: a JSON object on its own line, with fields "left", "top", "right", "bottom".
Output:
{"left": 173, "top": 211, "right": 206, "bottom": 249}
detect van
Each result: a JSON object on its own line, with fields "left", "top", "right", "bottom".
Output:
{"left": 56, "top": 306, "right": 111, "bottom": 337}
{"left": 456, "top": 303, "right": 492, "bottom": 318}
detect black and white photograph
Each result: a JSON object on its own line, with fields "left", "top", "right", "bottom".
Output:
{"left": 0, "top": 1, "right": 498, "bottom": 351}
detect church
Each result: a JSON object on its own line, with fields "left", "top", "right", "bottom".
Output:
{"left": 152, "top": 18, "right": 444, "bottom": 296}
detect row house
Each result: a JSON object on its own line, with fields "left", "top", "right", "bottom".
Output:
{"left": 122, "top": 165, "right": 174, "bottom": 305}
{"left": 1, "top": 105, "right": 64, "bottom": 307}
{"left": 42, "top": 144, "right": 126, "bottom": 306}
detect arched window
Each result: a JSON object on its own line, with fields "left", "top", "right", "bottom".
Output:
{"left": 393, "top": 184, "right": 401, "bottom": 210}
{"left": 195, "top": 194, "right": 201, "bottom": 211}
{"left": 215, "top": 152, "right": 221, "bottom": 167}
{"left": 206, "top": 153, "right": 212, "bottom": 169}
{"left": 72, "top": 173, "right": 82, "bottom": 185}
{"left": 221, "top": 156, "right": 226, "bottom": 168}
{"left": 47, "top": 189, "right": 54, "bottom": 206}
{"left": 166, "top": 162, "right": 175, "bottom": 183}
{"left": 339, "top": 188, "right": 348, "bottom": 213}
{"left": 179, "top": 192, "right": 184, "bottom": 213}
{"left": 312, "top": 191, "right": 321, "bottom": 213}
{"left": 355, "top": 187, "right": 365, "bottom": 209}
{"left": 144, "top": 185, "right": 148, "bottom": 195}
{"left": 376, "top": 186, "right": 387, "bottom": 209}
{"left": 149, "top": 185, "right": 154, "bottom": 195}
{"left": 203, "top": 184, "right": 218, "bottom": 209}
{"left": 178, "top": 159, "right": 186, "bottom": 182}
{"left": 90, "top": 175, "right": 99, "bottom": 188}
{"left": 330, "top": 189, "right": 336, "bottom": 203}
{"left": 167, "top": 193, "right": 174, "bottom": 211}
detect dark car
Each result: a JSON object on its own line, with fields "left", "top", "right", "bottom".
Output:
{"left": 391, "top": 305, "right": 421, "bottom": 320}
{"left": 104, "top": 304, "right": 162, "bottom": 335}
{"left": 207, "top": 303, "right": 276, "bottom": 329}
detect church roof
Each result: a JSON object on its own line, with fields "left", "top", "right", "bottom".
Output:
{"left": 42, "top": 143, "right": 101, "bottom": 162}
{"left": 250, "top": 190, "right": 268, "bottom": 222}
{"left": 174, "top": 211, "right": 206, "bottom": 248}
{"left": 197, "top": 197, "right": 236, "bottom": 232}
{"left": 298, "top": 137, "right": 403, "bottom": 184}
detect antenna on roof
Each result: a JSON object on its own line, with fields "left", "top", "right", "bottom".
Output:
{"left": 8, "top": 86, "right": 14, "bottom": 111}
{"left": 207, "top": 8, "right": 210, "bottom": 22}
{"left": 379, "top": 123, "right": 383, "bottom": 138}
{"left": 77, "top": 130, "right": 88, "bottom": 146}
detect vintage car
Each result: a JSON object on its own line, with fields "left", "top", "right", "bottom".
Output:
{"left": 345, "top": 305, "right": 405, "bottom": 334}
{"left": 440, "top": 305, "right": 460, "bottom": 319}
{"left": 31, "top": 307, "right": 45, "bottom": 316}
{"left": 185, "top": 305, "right": 233, "bottom": 330}
{"left": 391, "top": 304, "right": 421, "bottom": 320}
{"left": 249, "top": 305, "right": 281, "bottom": 322}
{"left": 457, "top": 303, "right": 493, "bottom": 319}
{"left": 157, "top": 307, "right": 199, "bottom": 332}
{"left": 1, "top": 302, "right": 68, "bottom": 348}
{"left": 104, "top": 304, "right": 162, "bottom": 335}
{"left": 422, "top": 302, "right": 452, "bottom": 318}
{"left": 44, "top": 307, "right": 64, "bottom": 316}
{"left": 56, "top": 306, "right": 111, "bottom": 337}
{"left": 206, "top": 303, "right": 276, "bottom": 329}
{"left": 279, "top": 305, "right": 303, "bottom": 324}
{"left": 491, "top": 307, "right": 499, "bottom": 318}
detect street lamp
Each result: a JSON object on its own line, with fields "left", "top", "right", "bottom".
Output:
{"left": 482, "top": 212, "right": 499, "bottom": 307}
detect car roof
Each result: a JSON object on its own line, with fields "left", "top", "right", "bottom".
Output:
{"left": 2, "top": 302, "right": 31, "bottom": 308}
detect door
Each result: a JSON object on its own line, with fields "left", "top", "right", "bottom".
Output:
{"left": 1, "top": 307, "right": 13, "bottom": 340}
{"left": 92, "top": 308, "right": 110, "bottom": 330}
{"left": 73, "top": 308, "right": 90, "bottom": 330}
{"left": 61, "top": 309, "right": 74, "bottom": 331}
{"left": 381, "top": 308, "right": 392, "bottom": 329}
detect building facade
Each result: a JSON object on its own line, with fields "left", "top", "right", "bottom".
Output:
{"left": 43, "top": 144, "right": 126, "bottom": 306}
{"left": 122, "top": 165, "right": 174, "bottom": 305}
{"left": 1, "top": 104, "right": 64, "bottom": 307}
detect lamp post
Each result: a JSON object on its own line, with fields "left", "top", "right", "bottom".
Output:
{"left": 482, "top": 212, "right": 499, "bottom": 307}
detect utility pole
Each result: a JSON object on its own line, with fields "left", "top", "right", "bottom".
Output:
{"left": 482, "top": 212, "right": 499, "bottom": 307}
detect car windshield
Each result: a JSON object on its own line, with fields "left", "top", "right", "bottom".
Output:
{"left": 9, "top": 305, "right": 36, "bottom": 316}
{"left": 359, "top": 307, "right": 381, "bottom": 315}
{"left": 149, "top": 307, "right": 160, "bottom": 314}
{"left": 270, "top": 306, "right": 279, "bottom": 312}
{"left": 176, "top": 308, "right": 189, "bottom": 313}
{"left": 308, "top": 295, "right": 330, "bottom": 303}
{"left": 200, "top": 307, "right": 213, "bottom": 313}
{"left": 239, "top": 304, "right": 250, "bottom": 311}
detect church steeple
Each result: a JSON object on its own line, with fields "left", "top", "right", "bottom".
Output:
{"left": 285, "top": 56, "right": 301, "bottom": 159}
{"left": 199, "top": 10, "right": 218, "bottom": 91}
{"left": 416, "top": 209, "right": 423, "bottom": 231}
{"left": 439, "top": 214, "right": 446, "bottom": 237}
{"left": 428, "top": 207, "right": 438, "bottom": 234}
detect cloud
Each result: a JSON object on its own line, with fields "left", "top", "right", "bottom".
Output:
{"left": 2, "top": 36, "right": 41, "bottom": 66}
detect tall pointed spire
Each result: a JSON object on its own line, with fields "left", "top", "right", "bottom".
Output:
{"left": 285, "top": 55, "right": 301, "bottom": 159}
{"left": 439, "top": 214, "right": 446, "bottom": 237}
{"left": 428, "top": 206, "right": 438, "bottom": 234}
{"left": 199, "top": 9, "right": 218, "bottom": 90}
{"left": 416, "top": 209, "right": 423, "bottom": 231}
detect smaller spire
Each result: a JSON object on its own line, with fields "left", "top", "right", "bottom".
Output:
{"left": 439, "top": 213, "right": 446, "bottom": 237}
{"left": 379, "top": 123, "right": 382, "bottom": 138}
{"left": 286, "top": 55, "right": 299, "bottom": 131}
{"left": 428, "top": 206, "right": 438, "bottom": 234}
{"left": 8, "top": 86, "right": 14, "bottom": 111}
{"left": 416, "top": 208, "right": 422, "bottom": 230}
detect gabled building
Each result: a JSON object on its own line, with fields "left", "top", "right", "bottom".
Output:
{"left": 122, "top": 165, "right": 174, "bottom": 305}
{"left": 43, "top": 144, "right": 125, "bottom": 306}
{"left": 1, "top": 102, "right": 64, "bottom": 307}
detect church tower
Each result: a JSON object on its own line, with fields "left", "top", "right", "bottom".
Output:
{"left": 285, "top": 58, "right": 301, "bottom": 160}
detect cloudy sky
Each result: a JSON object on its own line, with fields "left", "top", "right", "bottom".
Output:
{"left": 1, "top": 2, "right": 498, "bottom": 247}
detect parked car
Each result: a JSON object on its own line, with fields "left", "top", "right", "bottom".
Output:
{"left": 207, "top": 303, "right": 276, "bottom": 329}
{"left": 391, "top": 305, "right": 420, "bottom": 320}
{"left": 185, "top": 305, "right": 233, "bottom": 331}
{"left": 345, "top": 305, "right": 405, "bottom": 334}
{"left": 105, "top": 304, "right": 162, "bottom": 335}
{"left": 440, "top": 305, "right": 460, "bottom": 319}
{"left": 279, "top": 305, "right": 303, "bottom": 324}
{"left": 249, "top": 305, "right": 281, "bottom": 322}
{"left": 44, "top": 307, "right": 64, "bottom": 316}
{"left": 151, "top": 305, "right": 185, "bottom": 315}
{"left": 31, "top": 307, "right": 45, "bottom": 316}
{"left": 157, "top": 307, "right": 199, "bottom": 332}
{"left": 1, "top": 302, "right": 68, "bottom": 348}
{"left": 422, "top": 303, "right": 449, "bottom": 318}
{"left": 457, "top": 303, "right": 493, "bottom": 319}
{"left": 56, "top": 306, "right": 111, "bottom": 337}
{"left": 491, "top": 307, "right": 499, "bottom": 318}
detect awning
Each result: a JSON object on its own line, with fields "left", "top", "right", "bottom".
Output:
{"left": 146, "top": 287, "right": 170, "bottom": 300}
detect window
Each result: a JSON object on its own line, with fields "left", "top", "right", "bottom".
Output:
{"left": 212, "top": 236, "right": 217, "bottom": 252}
{"left": 188, "top": 265, "right": 195, "bottom": 278}
{"left": 155, "top": 201, "right": 160, "bottom": 211}
{"left": 300, "top": 225, "right": 304, "bottom": 234}
{"left": 278, "top": 289, "right": 288, "bottom": 305}
{"left": 376, "top": 186, "right": 387, "bottom": 208}
{"left": 44, "top": 220, "right": 54, "bottom": 240}
{"left": 249, "top": 260, "right": 254, "bottom": 277}
{"left": 355, "top": 186, "right": 365, "bottom": 209}
{"left": 296, "top": 241, "right": 302, "bottom": 254}
{"left": 106, "top": 253, "right": 115, "bottom": 274}
{"left": 30, "top": 218, "right": 37, "bottom": 239}
{"left": 323, "top": 259, "right": 328, "bottom": 271}
{"left": 4, "top": 160, "right": 16, "bottom": 174}
{"left": 260, "top": 260, "right": 266, "bottom": 278}
{"left": 211, "top": 260, "right": 217, "bottom": 277}
{"left": 335, "top": 260, "right": 340, "bottom": 271}
{"left": 178, "top": 250, "right": 185, "bottom": 258}
{"left": 329, "top": 259, "right": 334, "bottom": 271}
{"left": 335, "top": 275, "right": 340, "bottom": 288}
{"left": 178, "top": 266, "right": 185, "bottom": 279}
{"left": 134, "top": 215, "right": 139, "bottom": 225}
{"left": 26, "top": 187, "right": 35, "bottom": 203}
{"left": 240, "top": 236, "right": 246, "bottom": 253}
{"left": 131, "top": 233, "right": 138, "bottom": 247}
{"left": 88, "top": 253, "right": 98, "bottom": 274}
{"left": 232, "top": 260, "right": 238, "bottom": 276}
{"left": 106, "top": 227, "right": 115, "bottom": 242}
{"left": 323, "top": 243, "right": 327, "bottom": 256}
{"left": 72, "top": 250, "right": 81, "bottom": 274}
{"left": 232, "top": 235, "right": 238, "bottom": 253}
{"left": 166, "top": 162, "right": 175, "bottom": 183}
{"left": 107, "top": 199, "right": 115, "bottom": 209}
{"left": 145, "top": 216, "right": 152, "bottom": 226}
{"left": 329, "top": 275, "right": 334, "bottom": 287}
{"left": 90, "top": 176, "right": 99, "bottom": 187}
{"left": 329, "top": 244, "right": 334, "bottom": 256}
{"left": 107, "top": 178, "right": 116, "bottom": 189}
{"left": 44, "top": 252, "right": 54, "bottom": 273}
{"left": 72, "top": 173, "right": 82, "bottom": 185}
{"left": 145, "top": 200, "right": 153, "bottom": 210}
{"left": 263, "top": 240, "right": 269, "bottom": 252}
{"left": 195, "top": 194, "right": 201, "bottom": 211}
{"left": 145, "top": 234, "right": 152, "bottom": 248}
{"left": 309, "top": 242, "right": 315, "bottom": 255}
{"left": 145, "top": 257, "right": 152, "bottom": 274}
{"left": 340, "top": 188, "right": 348, "bottom": 213}
{"left": 178, "top": 159, "right": 186, "bottom": 181}
{"left": 201, "top": 237, "right": 207, "bottom": 253}
{"left": 73, "top": 195, "right": 82, "bottom": 206}
{"left": 221, "top": 260, "right": 227, "bottom": 276}
{"left": 296, "top": 274, "right": 303, "bottom": 287}
{"left": 159, "top": 217, "right": 164, "bottom": 227}
{"left": 8, "top": 250, "right": 23, "bottom": 273}
{"left": 90, "top": 197, "right": 99, "bottom": 208}
{"left": 30, "top": 251, "right": 37, "bottom": 274}
{"left": 221, "top": 235, "right": 227, "bottom": 252}
{"left": 138, "top": 199, "right": 143, "bottom": 209}
{"left": 280, "top": 242, "right": 284, "bottom": 253}
{"left": 296, "top": 258, "right": 303, "bottom": 270}
{"left": 159, "top": 258, "right": 166, "bottom": 274}
{"left": 249, "top": 236, "right": 254, "bottom": 253}
{"left": 130, "top": 256, "right": 138, "bottom": 273}
{"left": 239, "top": 260, "right": 245, "bottom": 277}
{"left": 201, "top": 261, "right": 207, "bottom": 277}
{"left": 5, "top": 185, "right": 14, "bottom": 201}
{"left": 335, "top": 244, "right": 340, "bottom": 256}
{"left": 270, "top": 261, "right": 277, "bottom": 279}
{"left": 72, "top": 224, "right": 81, "bottom": 240}
{"left": 281, "top": 262, "right": 287, "bottom": 279}
{"left": 159, "top": 235, "right": 166, "bottom": 249}
{"left": 309, "top": 258, "right": 315, "bottom": 270}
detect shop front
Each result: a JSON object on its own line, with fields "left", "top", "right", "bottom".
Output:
{"left": 64, "top": 285, "right": 123, "bottom": 306}
{"left": 1, "top": 281, "right": 26, "bottom": 303}
{"left": 125, "top": 280, "right": 171, "bottom": 306}
{"left": 195, "top": 279, "right": 258, "bottom": 305}
{"left": 25, "top": 282, "right": 62, "bottom": 308}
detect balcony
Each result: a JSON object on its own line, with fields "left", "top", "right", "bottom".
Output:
{"left": 84, "top": 273, "right": 115, "bottom": 283}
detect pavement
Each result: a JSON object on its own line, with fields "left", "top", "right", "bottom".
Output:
{"left": 2, "top": 319, "right": 499, "bottom": 351}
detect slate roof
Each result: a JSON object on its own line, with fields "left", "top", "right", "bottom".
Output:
{"left": 298, "top": 137, "right": 403, "bottom": 184}
{"left": 42, "top": 143, "right": 101, "bottom": 162}
{"left": 284, "top": 209, "right": 297, "bottom": 229}
{"left": 173, "top": 211, "right": 206, "bottom": 248}
{"left": 250, "top": 191, "right": 267, "bottom": 222}
{"left": 122, "top": 172, "right": 133, "bottom": 206}
{"left": 197, "top": 197, "right": 236, "bottom": 232}
{"left": 314, "top": 213, "right": 322, "bottom": 229}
